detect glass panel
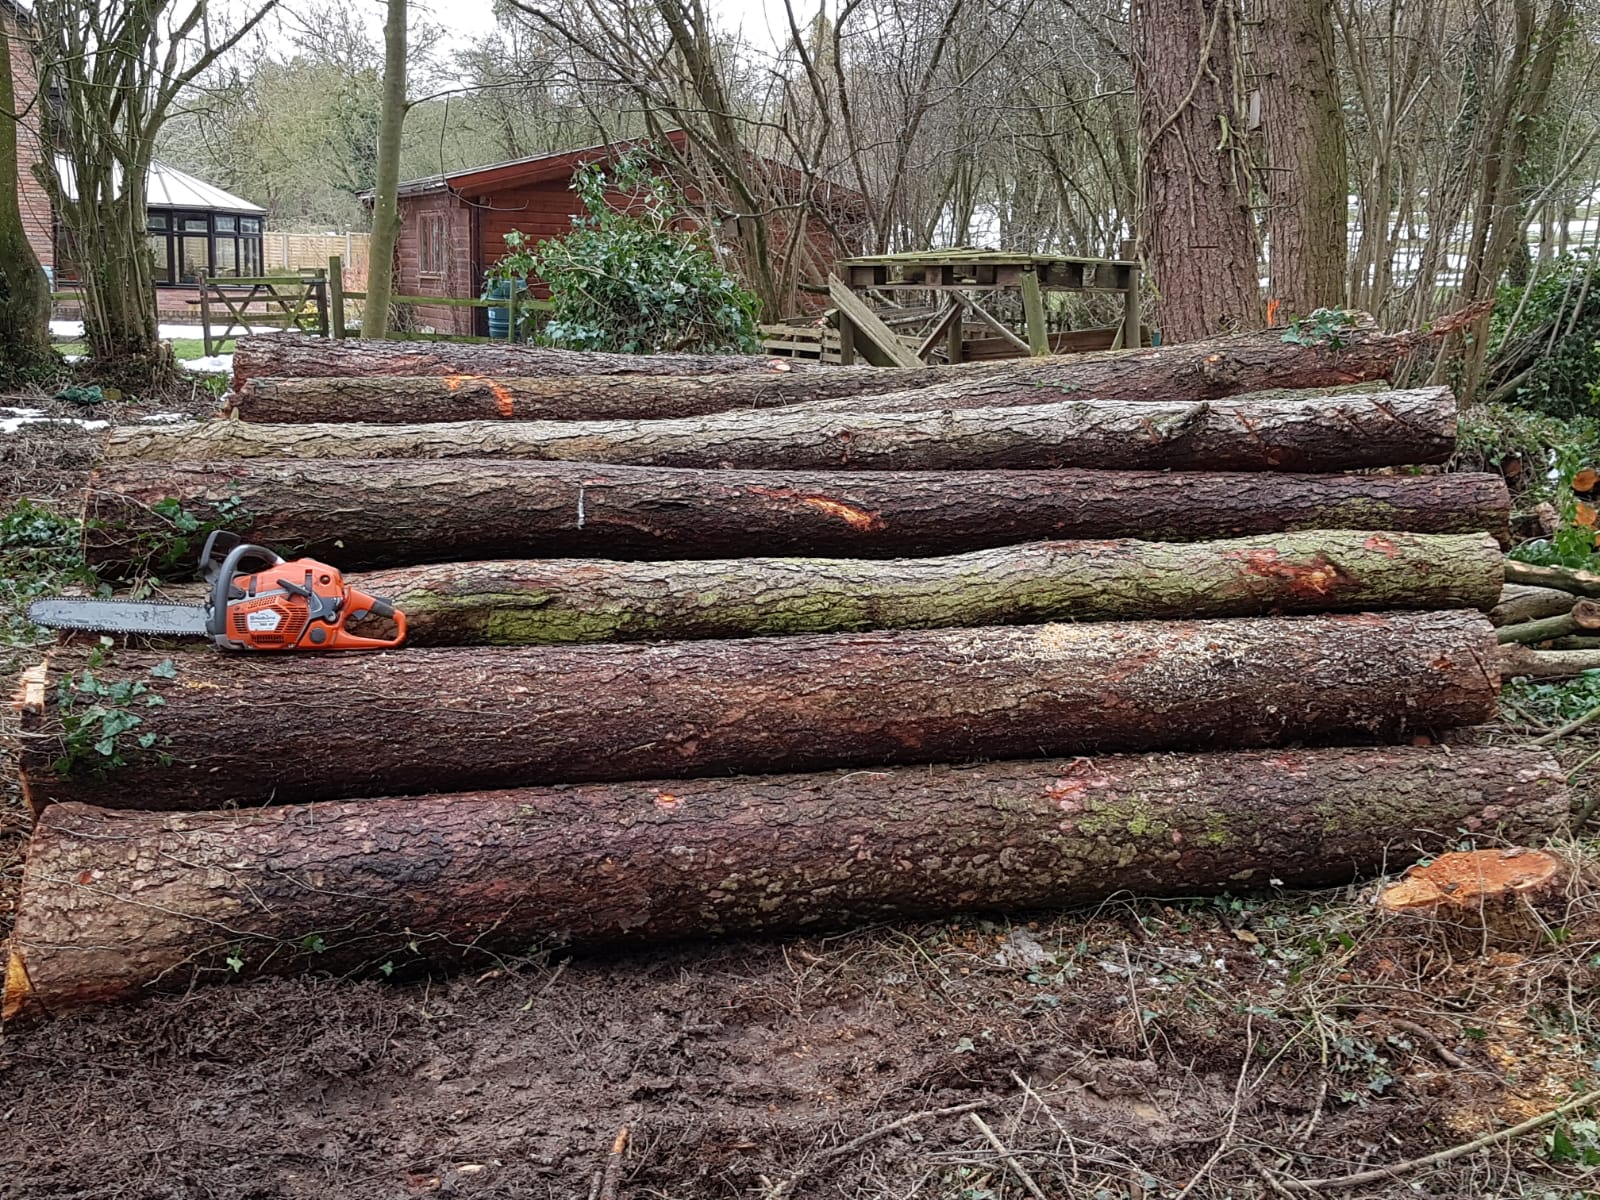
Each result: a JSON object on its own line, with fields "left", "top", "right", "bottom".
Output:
{"left": 178, "top": 235, "right": 210, "bottom": 283}
{"left": 180, "top": 215, "right": 209, "bottom": 233}
{"left": 147, "top": 234, "right": 171, "bottom": 285}
{"left": 214, "top": 215, "right": 236, "bottom": 232}
{"left": 240, "top": 217, "right": 261, "bottom": 234}
{"left": 147, "top": 211, "right": 168, "bottom": 230}
{"left": 212, "top": 236, "right": 239, "bottom": 277}
{"left": 242, "top": 238, "right": 262, "bottom": 276}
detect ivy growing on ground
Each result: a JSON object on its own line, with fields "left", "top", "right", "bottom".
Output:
{"left": 52, "top": 643, "right": 177, "bottom": 778}
{"left": 0, "top": 499, "right": 100, "bottom": 669}
{"left": 487, "top": 150, "right": 761, "bottom": 356}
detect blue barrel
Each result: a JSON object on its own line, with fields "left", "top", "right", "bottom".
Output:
{"left": 484, "top": 278, "right": 524, "bottom": 339}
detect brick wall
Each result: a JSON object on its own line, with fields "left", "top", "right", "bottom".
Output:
{"left": 5, "top": 13, "right": 54, "bottom": 271}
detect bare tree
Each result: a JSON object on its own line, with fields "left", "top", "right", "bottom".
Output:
{"left": 23, "top": 0, "right": 277, "bottom": 384}
{"left": 363, "top": 0, "right": 407, "bottom": 339}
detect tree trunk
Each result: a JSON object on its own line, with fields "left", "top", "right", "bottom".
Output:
{"left": 1133, "top": 0, "right": 1263, "bottom": 342}
{"left": 111, "top": 388, "right": 1458, "bottom": 474}
{"left": 1259, "top": 0, "right": 1348, "bottom": 318}
{"left": 361, "top": 0, "right": 406, "bottom": 340}
{"left": 15, "top": 611, "right": 1499, "bottom": 813}
{"left": 226, "top": 321, "right": 1428, "bottom": 414}
{"left": 353, "top": 531, "right": 1504, "bottom": 646}
{"left": 1498, "top": 644, "right": 1600, "bottom": 680}
{"left": 1503, "top": 561, "right": 1600, "bottom": 599}
{"left": 82, "top": 460, "right": 1512, "bottom": 575}
{"left": 4, "top": 745, "right": 1564, "bottom": 1020}
{"left": 1490, "top": 584, "right": 1577, "bottom": 627}
{"left": 0, "top": 25, "right": 53, "bottom": 371}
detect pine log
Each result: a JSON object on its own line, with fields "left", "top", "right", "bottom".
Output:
{"left": 116, "top": 388, "right": 1457, "bottom": 474}
{"left": 226, "top": 321, "right": 1426, "bottom": 417}
{"left": 1378, "top": 848, "right": 1570, "bottom": 949}
{"left": 1494, "top": 600, "right": 1600, "bottom": 645}
{"left": 16, "top": 611, "right": 1499, "bottom": 813}
{"left": 4, "top": 746, "right": 1564, "bottom": 1020}
{"left": 1489, "top": 584, "right": 1578, "bottom": 627}
{"left": 82, "top": 460, "right": 1512, "bottom": 575}
{"left": 1503, "top": 560, "right": 1600, "bottom": 599}
{"left": 355, "top": 532, "right": 1504, "bottom": 646}
{"left": 227, "top": 333, "right": 839, "bottom": 394}
{"left": 1498, "top": 644, "right": 1600, "bottom": 679}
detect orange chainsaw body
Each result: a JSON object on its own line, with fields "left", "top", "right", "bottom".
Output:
{"left": 218, "top": 558, "right": 407, "bottom": 651}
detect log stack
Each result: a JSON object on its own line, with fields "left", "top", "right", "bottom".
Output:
{"left": 5, "top": 324, "right": 1571, "bottom": 1023}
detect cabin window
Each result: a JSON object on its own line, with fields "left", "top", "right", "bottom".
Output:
{"left": 419, "top": 212, "right": 446, "bottom": 276}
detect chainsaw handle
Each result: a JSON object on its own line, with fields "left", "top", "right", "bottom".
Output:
{"left": 205, "top": 540, "right": 285, "bottom": 639}
{"left": 317, "top": 586, "right": 407, "bottom": 651}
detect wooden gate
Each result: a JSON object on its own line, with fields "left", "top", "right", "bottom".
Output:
{"left": 196, "top": 270, "right": 329, "bottom": 356}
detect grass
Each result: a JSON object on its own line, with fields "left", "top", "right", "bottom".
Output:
{"left": 52, "top": 337, "right": 235, "bottom": 362}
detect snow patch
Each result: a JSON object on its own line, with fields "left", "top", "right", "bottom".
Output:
{"left": 0, "top": 407, "right": 108, "bottom": 434}
{"left": 182, "top": 354, "right": 233, "bottom": 374}
{"left": 51, "top": 321, "right": 260, "bottom": 340}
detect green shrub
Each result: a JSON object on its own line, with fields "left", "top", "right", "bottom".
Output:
{"left": 487, "top": 151, "right": 760, "bottom": 356}
{"left": 1488, "top": 250, "right": 1600, "bottom": 419}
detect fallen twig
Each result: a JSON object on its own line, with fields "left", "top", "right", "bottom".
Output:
{"left": 765, "top": 1099, "right": 992, "bottom": 1200}
{"left": 1535, "top": 701, "right": 1600, "bottom": 745}
{"left": 1267, "top": 1088, "right": 1600, "bottom": 1192}
{"left": 967, "top": 1112, "right": 1049, "bottom": 1200}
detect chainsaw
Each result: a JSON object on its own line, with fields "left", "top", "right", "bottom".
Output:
{"left": 29, "top": 532, "right": 407, "bottom": 652}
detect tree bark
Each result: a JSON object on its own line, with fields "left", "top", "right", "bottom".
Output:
{"left": 225, "top": 321, "right": 1428, "bottom": 416}
{"left": 354, "top": 531, "right": 1504, "bottom": 646}
{"left": 229, "top": 333, "right": 841, "bottom": 393}
{"left": 360, "top": 0, "right": 406, "bottom": 339}
{"left": 113, "top": 388, "right": 1458, "bottom": 474}
{"left": 1133, "top": 0, "right": 1264, "bottom": 342}
{"left": 0, "top": 23, "right": 54, "bottom": 371}
{"left": 1490, "top": 584, "right": 1577, "bottom": 627}
{"left": 15, "top": 611, "right": 1499, "bottom": 813}
{"left": 1259, "top": 0, "right": 1348, "bottom": 317}
{"left": 4, "top": 745, "right": 1564, "bottom": 1020}
{"left": 82, "top": 460, "right": 1512, "bottom": 575}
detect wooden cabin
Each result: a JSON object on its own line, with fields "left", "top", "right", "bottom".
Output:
{"left": 382, "top": 133, "right": 867, "bottom": 335}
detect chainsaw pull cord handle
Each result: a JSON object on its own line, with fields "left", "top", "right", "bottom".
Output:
{"left": 204, "top": 541, "right": 284, "bottom": 639}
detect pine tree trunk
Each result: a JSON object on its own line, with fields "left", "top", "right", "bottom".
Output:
{"left": 1133, "top": 0, "right": 1264, "bottom": 342}
{"left": 15, "top": 611, "right": 1500, "bottom": 813}
{"left": 110, "top": 388, "right": 1458, "bottom": 473}
{"left": 227, "top": 322, "right": 1426, "bottom": 416}
{"left": 358, "top": 531, "right": 1503, "bottom": 645}
{"left": 1259, "top": 0, "right": 1348, "bottom": 316}
{"left": 83, "top": 460, "right": 1512, "bottom": 575}
{"left": 360, "top": 0, "right": 406, "bottom": 340}
{"left": 4, "top": 745, "right": 1564, "bottom": 1020}
{"left": 0, "top": 26, "right": 53, "bottom": 370}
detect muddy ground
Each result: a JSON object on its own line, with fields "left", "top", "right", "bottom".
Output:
{"left": 1, "top": 393, "right": 1597, "bottom": 1199}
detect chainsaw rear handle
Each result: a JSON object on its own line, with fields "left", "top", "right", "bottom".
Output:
{"left": 204, "top": 539, "right": 285, "bottom": 640}
{"left": 318, "top": 586, "right": 408, "bottom": 650}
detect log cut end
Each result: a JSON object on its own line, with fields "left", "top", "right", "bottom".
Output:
{"left": 1379, "top": 848, "right": 1564, "bottom": 913}
{"left": 12, "top": 663, "right": 46, "bottom": 817}
{"left": 1378, "top": 848, "right": 1567, "bottom": 948}
{"left": 3, "top": 947, "right": 37, "bottom": 1024}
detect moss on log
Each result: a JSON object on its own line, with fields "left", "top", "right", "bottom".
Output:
{"left": 16, "top": 611, "right": 1500, "bottom": 813}
{"left": 4, "top": 745, "right": 1565, "bottom": 1020}
{"left": 83, "top": 460, "right": 1512, "bottom": 575}
{"left": 357, "top": 531, "right": 1504, "bottom": 646}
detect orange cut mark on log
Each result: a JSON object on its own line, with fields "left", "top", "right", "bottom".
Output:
{"left": 654, "top": 791, "right": 683, "bottom": 810}
{"left": 746, "top": 487, "right": 883, "bottom": 531}
{"left": 1378, "top": 848, "right": 1563, "bottom": 913}
{"left": 1572, "top": 467, "right": 1597, "bottom": 492}
{"left": 1362, "top": 535, "right": 1398, "bottom": 558}
{"left": 1575, "top": 501, "right": 1597, "bottom": 528}
{"left": 488, "top": 382, "right": 515, "bottom": 418}
{"left": 1227, "top": 548, "right": 1348, "bottom": 597}
{"left": 442, "top": 374, "right": 478, "bottom": 393}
